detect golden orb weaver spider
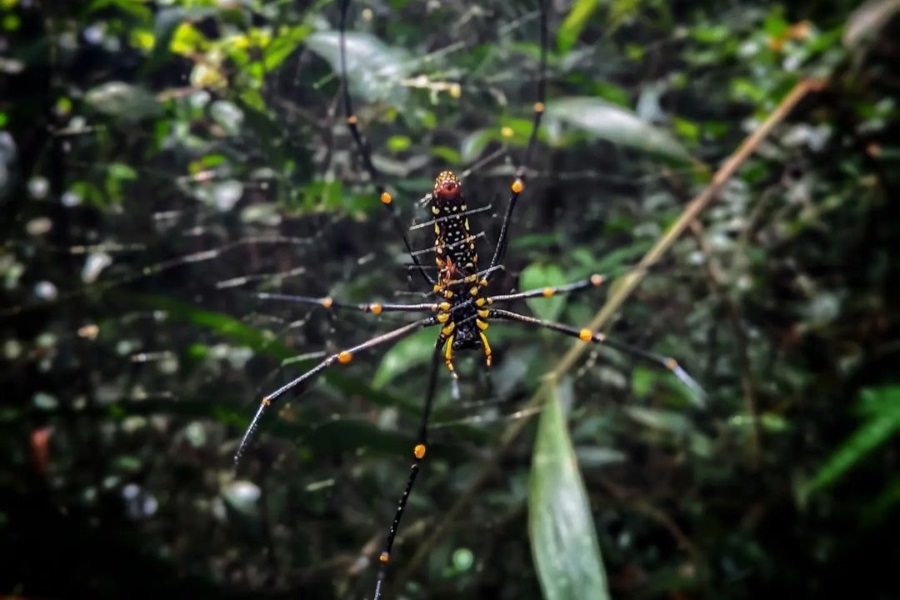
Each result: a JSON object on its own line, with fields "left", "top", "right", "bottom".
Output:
{"left": 234, "top": 1, "right": 704, "bottom": 597}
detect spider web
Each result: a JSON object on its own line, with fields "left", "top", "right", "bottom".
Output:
{"left": 1, "top": 1, "right": 724, "bottom": 594}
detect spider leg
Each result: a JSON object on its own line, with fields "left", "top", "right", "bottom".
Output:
{"left": 373, "top": 336, "right": 445, "bottom": 600}
{"left": 338, "top": 0, "right": 434, "bottom": 287}
{"left": 488, "top": 273, "right": 606, "bottom": 304}
{"left": 234, "top": 316, "right": 438, "bottom": 465}
{"left": 488, "top": 0, "right": 548, "bottom": 274}
{"left": 257, "top": 292, "right": 440, "bottom": 315}
{"left": 488, "top": 308, "right": 705, "bottom": 399}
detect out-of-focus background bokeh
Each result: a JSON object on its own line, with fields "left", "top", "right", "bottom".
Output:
{"left": 2, "top": 0, "right": 898, "bottom": 598}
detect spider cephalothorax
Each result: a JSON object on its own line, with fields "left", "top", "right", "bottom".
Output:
{"left": 433, "top": 170, "right": 460, "bottom": 201}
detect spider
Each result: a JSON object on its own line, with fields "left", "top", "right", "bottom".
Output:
{"left": 235, "top": 0, "right": 703, "bottom": 597}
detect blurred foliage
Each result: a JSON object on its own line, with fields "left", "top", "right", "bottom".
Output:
{"left": 1, "top": 0, "right": 899, "bottom": 599}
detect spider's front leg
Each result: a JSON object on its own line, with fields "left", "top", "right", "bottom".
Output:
{"left": 373, "top": 336, "right": 445, "bottom": 600}
{"left": 234, "top": 316, "right": 438, "bottom": 465}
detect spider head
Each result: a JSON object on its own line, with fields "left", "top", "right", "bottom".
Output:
{"left": 433, "top": 171, "right": 461, "bottom": 201}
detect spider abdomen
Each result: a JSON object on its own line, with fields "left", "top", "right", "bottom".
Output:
{"left": 431, "top": 171, "right": 479, "bottom": 280}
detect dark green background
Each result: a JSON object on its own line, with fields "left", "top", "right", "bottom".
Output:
{"left": 1, "top": 0, "right": 898, "bottom": 598}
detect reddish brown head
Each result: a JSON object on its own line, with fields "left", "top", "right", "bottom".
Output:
{"left": 433, "top": 171, "right": 461, "bottom": 201}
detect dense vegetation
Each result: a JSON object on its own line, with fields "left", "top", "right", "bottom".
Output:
{"left": 2, "top": 0, "right": 898, "bottom": 598}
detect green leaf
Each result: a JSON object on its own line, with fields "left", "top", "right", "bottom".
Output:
{"left": 262, "top": 25, "right": 312, "bottom": 71}
{"left": 544, "top": 96, "right": 693, "bottom": 164}
{"left": 460, "top": 128, "right": 496, "bottom": 164}
{"left": 305, "top": 30, "right": 412, "bottom": 107}
{"left": 558, "top": 0, "right": 601, "bottom": 54}
{"left": 388, "top": 135, "right": 411, "bottom": 152}
{"left": 108, "top": 162, "right": 138, "bottom": 180}
{"left": 431, "top": 145, "right": 461, "bottom": 165}
{"left": 87, "top": 0, "right": 152, "bottom": 20}
{"left": 134, "top": 295, "right": 295, "bottom": 361}
{"left": 624, "top": 406, "right": 694, "bottom": 435}
{"left": 132, "top": 295, "right": 414, "bottom": 416}
{"left": 85, "top": 81, "right": 163, "bottom": 121}
{"left": 593, "top": 81, "right": 631, "bottom": 108}
{"left": 143, "top": 7, "right": 216, "bottom": 74}
{"left": 805, "top": 386, "right": 900, "bottom": 497}
{"left": 529, "top": 379, "right": 610, "bottom": 600}
{"left": 521, "top": 262, "right": 568, "bottom": 323}
{"left": 589, "top": 242, "right": 653, "bottom": 274}
{"left": 372, "top": 327, "right": 438, "bottom": 389}
{"left": 727, "top": 412, "right": 789, "bottom": 433}
{"left": 610, "top": 0, "right": 665, "bottom": 30}
{"left": 631, "top": 366, "right": 656, "bottom": 398}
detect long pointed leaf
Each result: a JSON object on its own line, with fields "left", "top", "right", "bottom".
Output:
{"left": 529, "top": 379, "right": 610, "bottom": 600}
{"left": 805, "top": 386, "right": 900, "bottom": 497}
{"left": 545, "top": 96, "right": 692, "bottom": 164}
{"left": 306, "top": 31, "right": 412, "bottom": 106}
{"left": 521, "top": 262, "right": 568, "bottom": 323}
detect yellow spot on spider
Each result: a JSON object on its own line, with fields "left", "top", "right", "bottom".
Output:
{"left": 441, "top": 322, "right": 455, "bottom": 337}
{"left": 476, "top": 319, "right": 489, "bottom": 331}
{"left": 321, "top": 296, "right": 334, "bottom": 309}
{"left": 534, "top": 101, "right": 545, "bottom": 113}
{"left": 470, "top": 286, "right": 479, "bottom": 296}
{"left": 477, "top": 309, "right": 489, "bottom": 318}
{"left": 380, "top": 191, "right": 392, "bottom": 205}
{"left": 511, "top": 179, "right": 524, "bottom": 194}
{"left": 338, "top": 351, "right": 353, "bottom": 364}
{"left": 479, "top": 278, "right": 488, "bottom": 287}
{"left": 542, "top": 287, "right": 554, "bottom": 297}
{"left": 444, "top": 337, "right": 455, "bottom": 369}
{"left": 432, "top": 206, "right": 440, "bottom": 215}
{"left": 414, "top": 444, "right": 427, "bottom": 459}
{"left": 262, "top": 397, "right": 271, "bottom": 406}
{"left": 480, "top": 332, "right": 492, "bottom": 366}
{"left": 579, "top": 329, "right": 593, "bottom": 342}
{"left": 437, "top": 313, "right": 450, "bottom": 324}
{"left": 501, "top": 126, "right": 514, "bottom": 138}
{"left": 347, "top": 115, "right": 358, "bottom": 125}
{"left": 475, "top": 298, "right": 486, "bottom": 307}
{"left": 370, "top": 303, "right": 383, "bottom": 315}
{"left": 379, "top": 552, "right": 390, "bottom": 564}
{"left": 433, "top": 284, "right": 442, "bottom": 293}
{"left": 449, "top": 83, "right": 461, "bottom": 98}
{"left": 590, "top": 274, "right": 604, "bottom": 286}
{"left": 439, "top": 302, "right": 451, "bottom": 311}
{"left": 434, "top": 224, "right": 441, "bottom": 235}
